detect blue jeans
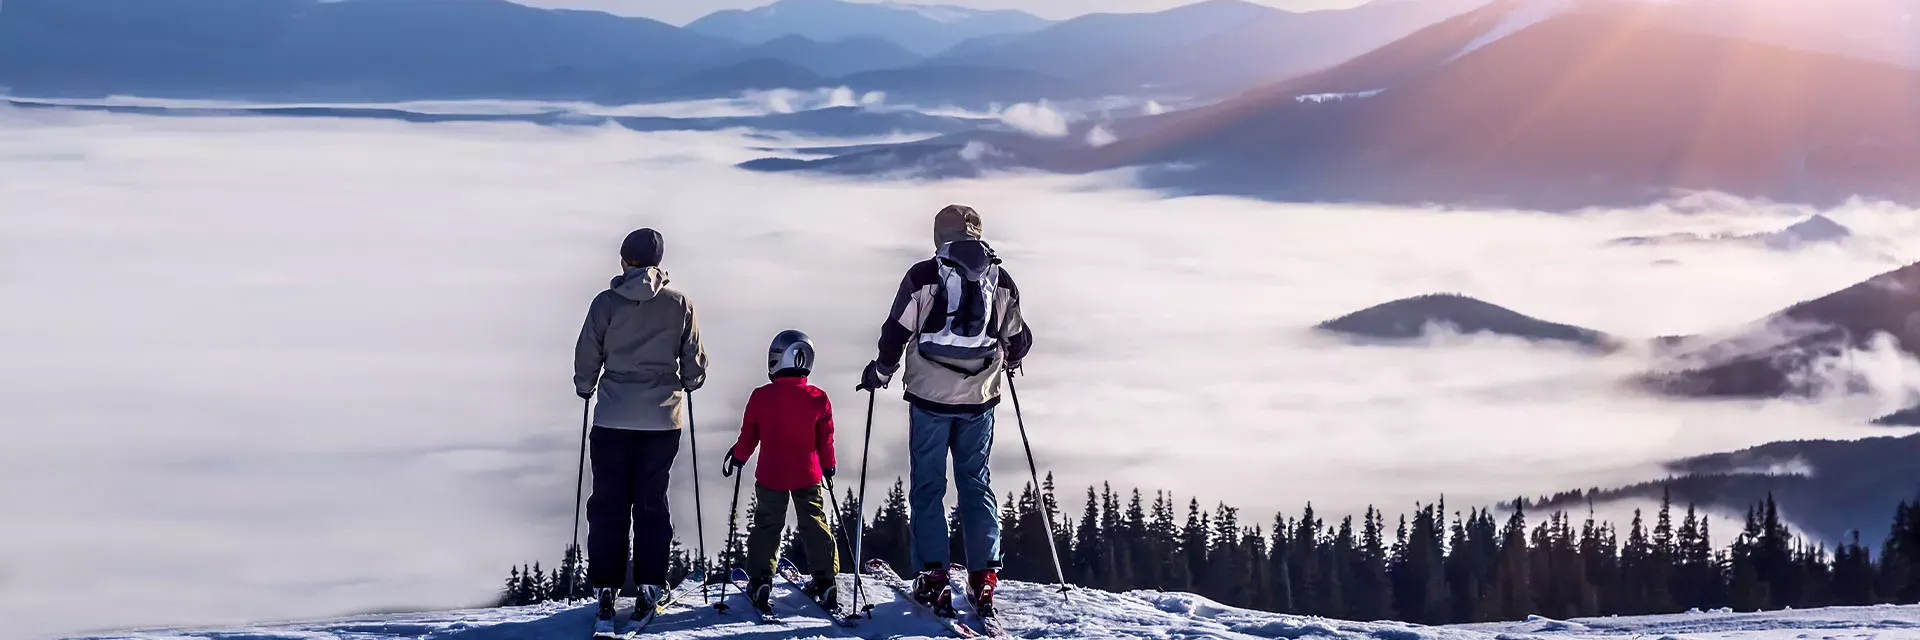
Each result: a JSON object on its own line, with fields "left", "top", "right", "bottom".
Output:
{"left": 908, "top": 405, "right": 1001, "bottom": 571}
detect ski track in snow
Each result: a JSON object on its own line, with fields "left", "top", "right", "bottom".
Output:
{"left": 63, "top": 578, "right": 1920, "bottom": 640}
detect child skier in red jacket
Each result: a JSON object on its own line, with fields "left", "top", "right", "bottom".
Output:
{"left": 723, "top": 329, "right": 841, "bottom": 615}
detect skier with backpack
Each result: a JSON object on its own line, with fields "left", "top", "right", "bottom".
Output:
{"left": 573, "top": 228, "right": 709, "bottom": 637}
{"left": 856, "top": 204, "right": 1033, "bottom": 621}
{"left": 722, "top": 330, "right": 843, "bottom": 618}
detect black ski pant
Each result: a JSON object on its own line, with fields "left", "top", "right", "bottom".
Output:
{"left": 587, "top": 426, "right": 681, "bottom": 589}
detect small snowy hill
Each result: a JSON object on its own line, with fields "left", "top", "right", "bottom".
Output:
{"left": 64, "top": 576, "right": 1920, "bottom": 640}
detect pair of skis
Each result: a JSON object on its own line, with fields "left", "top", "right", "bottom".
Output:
{"left": 732, "top": 560, "right": 863, "bottom": 628}
{"left": 862, "top": 559, "right": 1008, "bottom": 638}
{"left": 774, "top": 558, "right": 864, "bottom": 627}
{"left": 591, "top": 577, "right": 707, "bottom": 639}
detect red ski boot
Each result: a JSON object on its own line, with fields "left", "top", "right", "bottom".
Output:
{"left": 911, "top": 566, "right": 958, "bottom": 618}
{"left": 967, "top": 568, "right": 999, "bottom": 619}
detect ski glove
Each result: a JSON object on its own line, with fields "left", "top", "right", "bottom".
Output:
{"left": 1004, "top": 360, "right": 1024, "bottom": 377}
{"left": 720, "top": 451, "right": 745, "bottom": 478}
{"left": 823, "top": 467, "right": 835, "bottom": 480}
{"left": 856, "top": 360, "right": 895, "bottom": 391}
{"left": 577, "top": 388, "right": 594, "bottom": 400}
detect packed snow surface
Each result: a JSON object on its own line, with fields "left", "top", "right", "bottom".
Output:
{"left": 64, "top": 577, "right": 1920, "bottom": 640}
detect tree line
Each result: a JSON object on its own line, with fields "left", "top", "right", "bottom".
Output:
{"left": 502, "top": 477, "right": 1920, "bottom": 623}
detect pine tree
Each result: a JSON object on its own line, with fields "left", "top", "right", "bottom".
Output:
{"left": 1182, "top": 499, "right": 1211, "bottom": 594}
{"left": 1880, "top": 501, "right": 1912, "bottom": 603}
{"left": 1102, "top": 486, "right": 1130, "bottom": 590}
{"left": 1393, "top": 503, "right": 1450, "bottom": 623}
{"left": 503, "top": 566, "right": 524, "bottom": 607}
{"left": 1002, "top": 483, "right": 1054, "bottom": 581}
{"left": 1045, "top": 474, "right": 1073, "bottom": 584}
{"left": 1755, "top": 495, "right": 1795, "bottom": 610}
{"left": 1443, "top": 510, "right": 1474, "bottom": 623}
{"left": 518, "top": 563, "right": 539, "bottom": 606}
{"left": 865, "top": 479, "right": 914, "bottom": 572}
{"left": 1122, "top": 489, "right": 1150, "bottom": 590}
{"left": 1833, "top": 531, "right": 1877, "bottom": 605}
{"left": 1323, "top": 516, "right": 1355, "bottom": 619}
{"left": 1243, "top": 525, "right": 1272, "bottom": 610}
{"left": 1205, "top": 503, "right": 1247, "bottom": 604}
{"left": 1270, "top": 513, "right": 1297, "bottom": 613}
{"left": 1619, "top": 509, "right": 1651, "bottom": 614}
{"left": 1147, "top": 491, "right": 1178, "bottom": 590}
{"left": 1349, "top": 507, "right": 1391, "bottom": 621}
{"left": 1478, "top": 502, "right": 1535, "bottom": 622}
{"left": 556, "top": 543, "right": 587, "bottom": 601}
{"left": 666, "top": 539, "right": 692, "bottom": 587}
{"left": 1881, "top": 499, "right": 1919, "bottom": 604}
{"left": 720, "top": 494, "right": 754, "bottom": 576}
{"left": 1073, "top": 487, "right": 1104, "bottom": 586}
{"left": 1292, "top": 504, "right": 1324, "bottom": 616}
{"left": 1728, "top": 505, "right": 1769, "bottom": 611}
{"left": 1648, "top": 488, "right": 1676, "bottom": 612}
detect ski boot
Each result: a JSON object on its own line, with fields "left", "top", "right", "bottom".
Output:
{"left": 631, "top": 584, "right": 663, "bottom": 626}
{"left": 592, "top": 587, "right": 619, "bottom": 637}
{"left": 748, "top": 575, "right": 775, "bottom": 616}
{"left": 967, "top": 567, "right": 999, "bottom": 618}
{"left": 802, "top": 573, "right": 839, "bottom": 610}
{"left": 912, "top": 566, "right": 959, "bottom": 618}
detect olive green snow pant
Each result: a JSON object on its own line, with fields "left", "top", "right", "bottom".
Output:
{"left": 746, "top": 482, "right": 839, "bottom": 583}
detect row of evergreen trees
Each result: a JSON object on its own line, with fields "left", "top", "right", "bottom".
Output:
{"left": 502, "top": 477, "right": 1920, "bottom": 623}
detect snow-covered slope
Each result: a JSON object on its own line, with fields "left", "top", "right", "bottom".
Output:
{"left": 63, "top": 577, "right": 1920, "bottom": 640}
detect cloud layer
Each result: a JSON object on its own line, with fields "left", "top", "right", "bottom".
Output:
{"left": 3, "top": 104, "right": 1918, "bottom": 637}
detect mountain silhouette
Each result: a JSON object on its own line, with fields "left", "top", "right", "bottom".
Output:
{"left": 686, "top": 0, "right": 1050, "bottom": 56}
{"left": 1317, "top": 293, "right": 1617, "bottom": 350}
{"left": 761, "top": 0, "right": 1920, "bottom": 209}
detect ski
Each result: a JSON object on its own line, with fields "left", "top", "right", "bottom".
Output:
{"left": 862, "top": 559, "right": 982, "bottom": 638}
{"left": 775, "top": 558, "right": 861, "bottom": 627}
{"left": 712, "top": 567, "right": 752, "bottom": 615}
{"left": 623, "top": 577, "right": 709, "bottom": 637}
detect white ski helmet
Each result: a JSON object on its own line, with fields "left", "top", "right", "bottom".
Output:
{"left": 768, "top": 329, "right": 816, "bottom": 378}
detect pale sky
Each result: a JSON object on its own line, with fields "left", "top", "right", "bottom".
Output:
{"left": 512, "top": 0, "right": 1368, "bottom": 26}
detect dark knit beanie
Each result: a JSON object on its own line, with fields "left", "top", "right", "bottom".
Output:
{"left": 620, "top": 228, "right": 664, "bottom": 267}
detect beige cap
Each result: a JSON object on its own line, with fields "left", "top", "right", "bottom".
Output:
{"left": 934, "top": 204, "right": 983, "bottom": 248}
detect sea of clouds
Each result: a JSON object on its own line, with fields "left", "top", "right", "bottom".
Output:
{"left": 3, "top": 102, "right": 1919, "bottom": 637}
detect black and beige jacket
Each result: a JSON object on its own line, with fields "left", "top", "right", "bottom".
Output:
{"left": 873, "top": 249, "right": 1033, "bottom": 414}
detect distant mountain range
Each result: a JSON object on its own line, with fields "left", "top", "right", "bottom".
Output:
{"left": 928, "top": 0, "right": 1280, "bottom": 80}
{"left": 1642, "top": 259, "right": 1920, "bottom": 402}
{"left": 685, "top": 0, "right": 1052, "bottom": 56}
{"left": 0, "top": 98, "right": 992, "bottom": 137}
{"left": 1608, "top": 214, "right": 1855, "bottom": 251}
{"left": 760, "top": 0, "right": 1920, "bottom": 208}
{"left": 1520, "top": 431, "right": 1920, "bottom": 546}
{"left": 0, "top": 0, "right": 1490, "bottom": 107}
{"left": 1313, "top": 258, "right": 1920, "bottom": 426}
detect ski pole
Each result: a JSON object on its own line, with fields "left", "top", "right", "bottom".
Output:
{"left": 1007, "top": 375, "right": 1072, "bottom": 604}
{"left": 687, "top": 392, "right": 711, "bottom": 602}
{"left": 849, "top": 389, "right": 877, "bottom": 616}
{"left": 716, "top": 467, "right": 746, "bottom": 613}
{"left": 569, "top": 396, "right": 590, "bottom": 604}
{"left": 823, "top": 477, "right": 872, "bottom": 619}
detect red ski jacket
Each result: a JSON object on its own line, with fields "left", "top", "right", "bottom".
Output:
{"left": 729, "top": 376, "right": 837, "bottom": 491}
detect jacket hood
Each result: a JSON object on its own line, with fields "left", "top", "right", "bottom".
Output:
{"left": 609, "top": 266, "right": 667, "bottom": 302}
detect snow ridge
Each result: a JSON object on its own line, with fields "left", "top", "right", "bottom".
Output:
{"left": 65, "top": 577, "right": 1920, "bottom": 640}
{"left": 1454, "top": 0, "right": 1577, "bottom": 60}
